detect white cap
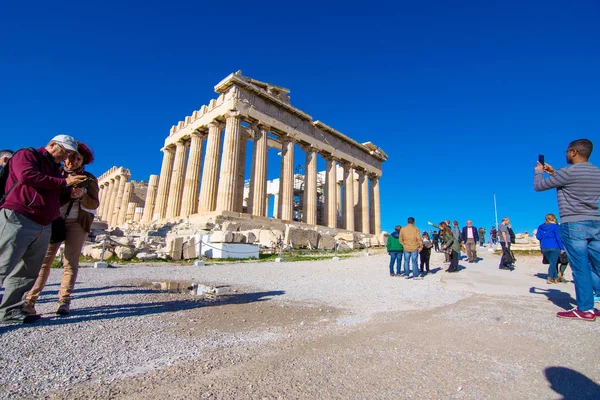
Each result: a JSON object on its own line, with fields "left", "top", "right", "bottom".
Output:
{"left": 51, "top": 134, "right": 78, "bottom": 152}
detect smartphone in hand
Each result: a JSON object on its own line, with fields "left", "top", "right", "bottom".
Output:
{"left": 538, "top": 154, "right": 545, "bottom": 166}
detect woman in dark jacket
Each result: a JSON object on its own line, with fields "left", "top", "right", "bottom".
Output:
{"left": 536, "top": 213, "right": 565, "bottom": 284}
{"left": 440, "top": 221, "right": 461, "bottom": 273}
{"left": 24, "top": 142, "right": 99, "bottom": 315}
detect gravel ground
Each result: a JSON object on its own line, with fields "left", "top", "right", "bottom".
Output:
{"left": 1, "top": 246, "right": 599, "bottom": 399}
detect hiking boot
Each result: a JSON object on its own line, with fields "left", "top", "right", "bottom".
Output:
{"left": 1, "top": 309, "right": 41, "bottom": 324}
{"left": 56, "top": 302, "right": 70, "bottom": 316}
{"left": 556, "top": 308, "right": 596, "bottom": 322}
{"left": 22, "top": 303, "right": 37, "bottom": 315}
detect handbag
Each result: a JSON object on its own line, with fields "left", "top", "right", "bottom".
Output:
{"left": 558, "top": 252, "right": 569, "bottom": 265}
{"left": 50, "top": 201, "right": 74, "bottom": 244}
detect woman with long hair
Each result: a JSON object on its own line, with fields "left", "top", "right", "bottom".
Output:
{"left": 440, "top": 221, "right": 461, "bottom": 272}
{"left": 24, "top": 142, "right": 99, "bottom": 315}
{"left": 536, "top": 213, "right": 565, "bottom": 284}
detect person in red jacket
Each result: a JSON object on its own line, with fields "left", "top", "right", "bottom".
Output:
{"left": 0, "top": 135, "right": 87, "bottom": 324}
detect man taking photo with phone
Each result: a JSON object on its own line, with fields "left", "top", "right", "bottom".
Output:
{"left": 534, "top": 139, "right": 600, "bottom": 321}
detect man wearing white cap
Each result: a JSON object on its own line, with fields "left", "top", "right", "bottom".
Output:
{"left": 0, "top": 134, "right": 87, "bottom": 324}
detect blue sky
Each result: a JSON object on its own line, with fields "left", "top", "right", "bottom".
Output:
{"left": 1, "top": 0, "right": 599, "bottom": 235}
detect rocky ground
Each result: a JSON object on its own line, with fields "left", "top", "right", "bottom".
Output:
{"left": 1, "top": 246, "right": 599, "bottom": 399}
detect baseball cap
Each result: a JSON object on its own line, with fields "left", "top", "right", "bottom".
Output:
{"left": 51, "top": 134, "right": 78, "bottom": 152}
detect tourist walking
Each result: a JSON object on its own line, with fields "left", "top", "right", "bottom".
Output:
{"left": 0, "top": 135, "right": 86, "bottom": 324}
{"left": 490, "top": 226, "right": 498, "bottom": 245}
{"left": 498, "top": 217, "right": 514, "bottom": 270}
{"left": 478, "top": 226, "right": 486, "bottom": 247}
{"left": 439, "top": 221, "right": 460, "bottom": 272}
{"left": 24, "top": 142, "right": 99, "bottom": 316}
{"left": 534, "top": 138, "right": 600, "bottom": 321}
{"left": 432, "top": 230, "right": 440, "bottom": 252}
{"left": 400, "top": 217, "right": 423, "bottom": 279}
{"left": 461, "top": 220, "right": 480, "bottom": 263}
{"left": 386, "top": 225, "right": 403, "bottom": 276}
{"left": 536, "top": 213, "right": 565, "bottom": 284}
{"left": 419, "top": 232, "right": 433, "bottom": 276}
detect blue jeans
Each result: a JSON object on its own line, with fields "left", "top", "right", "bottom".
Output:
{"left": 389, "top": 251, "right": 403, "bottom": 275}
{"left": 403, "top": 251, "right": 419, "bottom": 278}
{"left": 560, "top": 221, "right": 600, "bottom": 311}
{"left": 541, "top": 248, "right": 560, "bottom": 279}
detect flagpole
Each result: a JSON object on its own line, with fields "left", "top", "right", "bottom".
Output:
{"left": 493, "top": 192, "right": 499, "bottom": 230}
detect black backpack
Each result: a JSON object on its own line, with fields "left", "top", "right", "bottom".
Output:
{"left": 508, "top": 226, "right": 516, "bottom": 244}
{"left": 0, "top": 147, "right": 42, "bottom": 206}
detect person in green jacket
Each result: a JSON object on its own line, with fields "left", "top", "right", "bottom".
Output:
{"left": 439, "top": 221, "right": 461, "bottom": 272}
{"left": 386, "top": 225, "right": 404, "bottom": 276}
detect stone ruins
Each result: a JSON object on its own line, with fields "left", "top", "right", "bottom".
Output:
{"left": 98, "top": 167, "right": 147, "bottom": 226}
{"left": 94, "top": 71, "right": 388, "bottom": 260}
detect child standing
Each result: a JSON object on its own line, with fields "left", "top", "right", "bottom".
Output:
{"left": 420, "top": 232, "right": 433, "bottom": 276}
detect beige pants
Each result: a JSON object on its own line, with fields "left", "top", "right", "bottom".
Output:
{"left": 26, "top": 219, "right": 88, "bottom": 304}
{"left": 466, "top": 238, "right": 477, "bottom": 261}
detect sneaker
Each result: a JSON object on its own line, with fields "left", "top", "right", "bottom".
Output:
{"left": 404, "top": 275, "right": 411, "bottom": 279}
{"left": 413, "top": 276, "right": 424, "bottom": 280}
{"left": 22, "top": 303, "right": 37, "bottom": 315}
{"left": 594, "top": 295, "right": 600, "bottom": 303}
{"left": 556, "top": 308, "right": 596, "bottom": 322}
{"left": 547, "top": 278, "right": 558, "bottom": 284}
{"left": 56, "top": 302, "right": 70, "bottom": 316}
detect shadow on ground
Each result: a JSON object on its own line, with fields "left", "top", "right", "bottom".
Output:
{"left": 529, "top": 287, "right": 576, "bottom": 310}
{"left": 545, "top": 366, "right": 600, "bottom": 400}
{"left": 0, "top": 289, "right": 285, "bottom": 334}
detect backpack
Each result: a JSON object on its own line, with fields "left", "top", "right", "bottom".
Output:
{"left": 508, "top": 226, "right": 516, "bottom": 244}
{"left": 0, "top": 147, "right": 42, "bottom": 206}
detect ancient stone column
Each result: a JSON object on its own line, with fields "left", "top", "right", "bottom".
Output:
{"left": 198, "top": 122, "right": 223, "bottom": 212}
{"left": 118, "top": 181, "right": 133, "bottom": 225}
{"left": 234, "top": 135, "right": 247, "bottom": 212}
{"left": 360, "top": 171, "right": 370, "bottom": 234}
{"left": 249, "top": 125, "right": 268, "bottom": 216}
{"left": 141, "top": 174, "right": 159, "bottom": 224}
{"left": 97, "top": 184, "right": 107, "bottom": 220}
{"left": 336, "top": 181, "right": 343, "bottom": 227}
{"left": 303, "top": 146, "right": 317, "bottom": 225}
{"left": 354, "top": 173, "right": 361, "bottom": 231}
{"left": 325, "top": 156, "right": 337, "bottom": 228}
{"left": 104, "top": 178, "right": 118, "bottom": 224}
{"left": 125, "top": 201, "right": 137, "bottom": 222}
{"left": 371, "top": 175, "right": 382, "bottom": 235}
{"left": 153, "top": 146, "right": 175, "bottom": 220}
{"left": 216, "top": 113, "right": 241, "bottom": 212}
{"left": 273, "top": 192, "right": 280, "bottom": 219}
{"left": 111, "top": 174, "right": 128, "bottom": 226}
{"left": 280, "top": 137, "right": 295, "bottom": 221}
{"left": 180, "top": 132, "right": 204, "bottom": 217}
{"left": 166, "top": 140, "right": 189, "bottom": 218}
{"left": 343, "top": 163, "right": 355, "bottom": 232}
{"left": 133, "top": 207, "right": 143, "bottom": 223}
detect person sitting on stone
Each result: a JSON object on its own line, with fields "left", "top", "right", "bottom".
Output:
{"left": 24, "top": 142, "right": 99, "bottom": 316}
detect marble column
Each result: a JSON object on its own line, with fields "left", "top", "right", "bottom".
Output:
{"left": 336, "top": 181, "right": 343, "bottom": 227}
{"left": 153, "top": 146, "right": 175, "bottom": 220}
{"left": 141, "top": 174, "right": 159, "bottom": 224}
{"left": 105, "top": 178, "right": 119, "bottom": 224}
{"left": 216, "top": 113, "right": 241, "bottom": 212}
{"left": 234, "top": 135, "right": 247, "bottom": 212}
{"left": 303, "top": 146, "right": 317, "bottom": 225}
{"left": 133, "top": 207, "right": 143, "bottom": 223}
{"left": 273, "top": 192, "right": 280, "bottom": 219}
{"left": 325, "top": 156, "right": 337, "bottom": 228}
{"left": 360, "top": 171, "right": 370, "bottom": 234}
{"left": 180, "top": 132, "right": 204, "bottom": 217}
{"left": 249, "top": 125, "right": 268, "bottom": 216}
{"left": 354, "top": 173, "right": 361, "bottom": 232}
{"left": 280, "top": 137, "right": 295, "bottom": 221}
{"left": 97, "top": 184, "right": 107, "bottom": 220}
{"left": 343, "top": 163, "right": 355, "bottom": 232}
{"left": 198, "top": 122, "right": 223, "bottom": 212}
{"left": 166, "top": 140, "right": 189, "bottom": 218}
{"left": 125, "top": 202, "right": 137, "bottom": 222}
{"left": 372, "top": 175, "right": 382, "bottom": 235}
{"left": 111, "top": 174, "right": 128, "bottom": 226}
{"left": 118, "top": 181, "right": 133, "bottom": 224}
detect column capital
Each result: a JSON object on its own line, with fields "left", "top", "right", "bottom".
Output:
{"left": 161, "top": 145, "right": 175, "bottom": 154}
{"left": 224, "top": 110, "right": 241, "bottom": 120}
{"left": 190, "top": 129, "right": 207, "bottom": 139}
{"left": 208, "top": 120, "right": 225, "bottom": 130}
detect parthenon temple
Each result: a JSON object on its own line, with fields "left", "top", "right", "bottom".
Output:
{"left": 100, "top": 71, "right": 387, "bottom": 236}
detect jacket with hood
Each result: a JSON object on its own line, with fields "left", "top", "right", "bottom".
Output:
{"left": 386, "top": 231, "right": 404, "bottom": 252}
{"left": 536, "top": 223, "right": 564, "bottom": 250}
